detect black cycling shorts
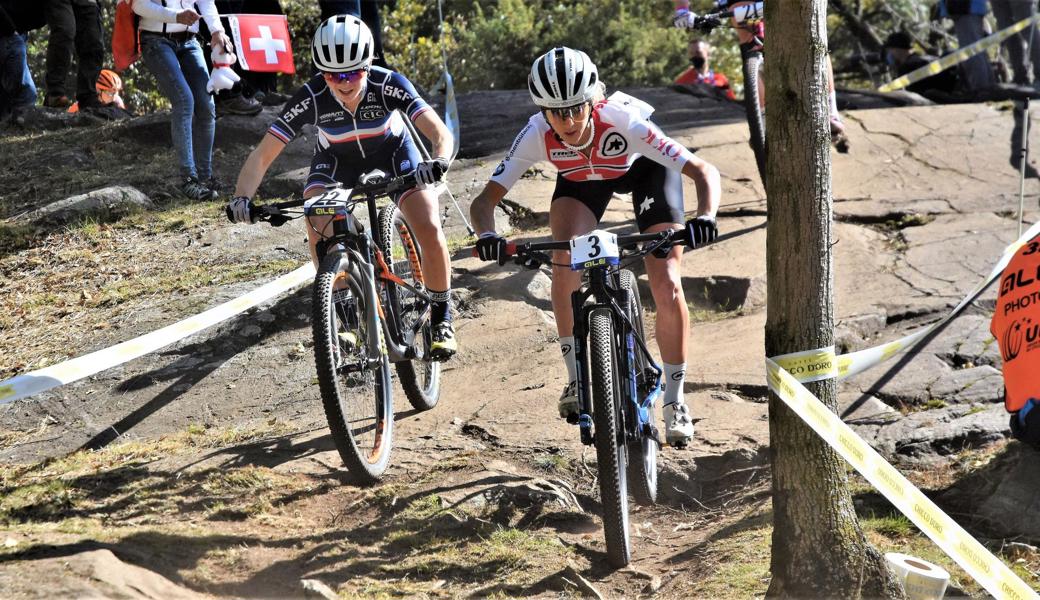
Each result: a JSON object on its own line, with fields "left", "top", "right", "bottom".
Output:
{"left": 551, "top": 157, "right": 685, "bottom": 232}
{"left": 305, "top": 134, "right": 422, "bottom": 204}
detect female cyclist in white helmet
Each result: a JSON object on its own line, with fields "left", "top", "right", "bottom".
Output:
{"left": 470, "top": 47, "right": 723, "bottom": 447}
{"left": 228, "top": 15, "right": 459, "bottom": 359}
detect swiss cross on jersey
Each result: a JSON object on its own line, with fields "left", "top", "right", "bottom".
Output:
{"left": 228, "top": 14, "right": 296, "bottom": 74}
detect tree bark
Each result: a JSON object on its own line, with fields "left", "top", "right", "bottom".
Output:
{"left": 763, "top": 0, "right": 906, "bottom": 598}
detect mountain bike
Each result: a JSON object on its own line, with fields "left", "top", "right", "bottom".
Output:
{"left": 250, "top": 171, "right": 440, "bottom": 484}
{"left": 688, "top": 1, "right": 768, "bottom": 184}
{"left": 683, "top": 1, "right": 850, "bottom": 185}
{"left": 479, "top": 228, "right": 689, "bottom": 567}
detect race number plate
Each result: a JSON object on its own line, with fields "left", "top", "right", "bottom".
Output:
{"left": 303, "top": 187, "right": 354, "bottom": 218}
{"left": 570, "top": 229, "right": 620, "bottom": 270}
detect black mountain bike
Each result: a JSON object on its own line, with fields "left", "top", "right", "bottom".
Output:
{"left": 481, "top": 228, "right": 689, "bottom": 567}
{"left": 689, "top": 2, "right": 767, "bottom": 185}
{"left": 250, "top": 171, "right": 440, "bottom": 484}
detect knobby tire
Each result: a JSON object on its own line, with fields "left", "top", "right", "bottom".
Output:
{"left": 377, "top": 205, "right": 441, "bottom": 412}
{"left": 742, "top": 49, "right": 767, "bottom": 187}
{"left": 313, "top": 252, "right": 394, "bottom": 484}
{"left": 619, "top": 270, "right": 657, "bottom": 506}
{"left": 589, "top": 308, "right": 632, "bottom": 568}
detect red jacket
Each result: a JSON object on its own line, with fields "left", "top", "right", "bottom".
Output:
{"left": 991, "top": 238, "right": 1040, "bottom": 412}
{"left": 674, "top": 68, "right": 736, "bottom": 100}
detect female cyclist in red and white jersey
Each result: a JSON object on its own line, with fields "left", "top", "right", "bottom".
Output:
{"left": 470, "top": 47, "right": 722, "bottom": 447}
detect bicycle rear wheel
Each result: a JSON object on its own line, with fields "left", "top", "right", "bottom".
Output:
{"left": 313, "top": 251, "right": 394, "bottom": 484}
{"left": 377, "top": 205, "right": 441, "bottom": 412}
{"left": 619, "top": 270, "right": 657, "bottom": 507}
{"left": 742, "top": 48, "right": 767, "bottom": 187}
{"left": 589, "top": 308, "right": 631, "bottom": 568}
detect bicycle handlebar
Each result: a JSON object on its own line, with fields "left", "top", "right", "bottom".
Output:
{"left": 250, "top": 172, "right": 421, "bottom": 226}
{"left": 470, "top": 229, "right": 688, "bottom": 266}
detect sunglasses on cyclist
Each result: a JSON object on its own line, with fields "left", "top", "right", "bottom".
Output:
{"left": 323, "top": 68, "right": 368, "bottom": 84}
{"left": 544, "top": 102, "right": 589, "bottom": 120}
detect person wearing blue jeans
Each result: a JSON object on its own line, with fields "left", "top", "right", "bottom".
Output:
{"left": 0, "top": 2, "right": 44, "bottom": 120}
{"left": 133, "top": 0, "right": 231, "bottom": 201}
{"left": 939, "top": 0, "right": 998, "bottom": 92}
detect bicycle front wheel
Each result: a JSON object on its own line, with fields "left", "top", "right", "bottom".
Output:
{"left": 313, "top": 251, "right": 394, "bottom": 484}
{"left": 742, "top": 48, "right": 767, "bottom": 187}
{"left": 589, "top": 308, "right": 631, "bottom": 568}
{"left": 377, "top": 205, "right": 441, "bottom": 412}
{"left": 620, "top": 270, "right": 657, "bottom": 507}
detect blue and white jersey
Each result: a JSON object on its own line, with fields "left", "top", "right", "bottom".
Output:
{"left": 267, "top": 66, "right": 432, "bottom": 159}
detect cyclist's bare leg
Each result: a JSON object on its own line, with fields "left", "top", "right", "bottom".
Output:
{"left": 397, "top": 188, "right": 451, "bottom": 293}
{"left": 641, "top": 222, "right": 688, "bottom": 364}
{"left": 303, "top": 185, "right": 332, "bottom": 268}
{"left": 549, "top": 197, "right": 599, "bottom": 338}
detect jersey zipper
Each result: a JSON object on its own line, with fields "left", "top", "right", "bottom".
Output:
{"left": 350, "top": 112, "right": 366, "bottom": 159}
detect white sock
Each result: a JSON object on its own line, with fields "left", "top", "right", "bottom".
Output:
{"left": 829, "top": 88, "right": 840, "bottom": 120}
{"left": 662, "top": 362, "right": 686, "bottom": 407}
{"left": 560, "top": 336, "right": 577, "bottom": 383}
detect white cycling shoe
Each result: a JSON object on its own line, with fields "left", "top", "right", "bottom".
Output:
{"left": 663, "top": 401, "right": 694, "bottom": 448}
{"left": 558, "top": 381, "right": 579, "bottom": 420}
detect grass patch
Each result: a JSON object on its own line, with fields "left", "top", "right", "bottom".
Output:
{"left": 862, "top": 514, "right": 915, "bottom": 539}
{"left": 688, "top": 525, "right": 772, "bottom": 598}
{"left": 0, "top": 222, "right": 37, "bottom": 254}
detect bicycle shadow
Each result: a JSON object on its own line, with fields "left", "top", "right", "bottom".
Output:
{"left": 79, "top": 287, "right": 312, "bottom": 452}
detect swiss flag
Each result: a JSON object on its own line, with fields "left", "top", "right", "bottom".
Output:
{"left": 228, "top": 14, "right": 295, "bottom": 74}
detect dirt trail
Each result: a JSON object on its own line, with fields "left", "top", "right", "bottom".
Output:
{"left": 2, "top": 94, "right": 1039, "bottom": 598}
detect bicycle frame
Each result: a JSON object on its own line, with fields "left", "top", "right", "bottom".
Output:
{"left": 309, "top": 188, "right": 433, "bottom": 365}
{"left": 570, "top": 266, "right": 663, "bottom": 447}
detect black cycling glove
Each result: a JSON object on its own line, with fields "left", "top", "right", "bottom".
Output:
{"left": 684, "top": 215, "right": 718, "bottom": 249}
{"left": 476, "top": 233, "right": 508, "bottom": 265}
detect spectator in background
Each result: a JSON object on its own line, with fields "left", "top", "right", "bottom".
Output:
{"left": 319, "top": 0, "right": 389, "bottom": 69}
{"left": 674, "top": 39, "right": 735, "bottom": 101}
{"left": 68, "top": 69, "right": 131, "bottom": 118}
{"left": 938, "top": 0, "right": 997, "bottom": 92}
{"left": 991, "top": 0, "right": 1040, "bottom": 88}
{"left": 43, "top": 0, "right": 104, "bottom": 110}
{"left": 883, "top": 31, "right": 960, "bottom": 100}
{"left": 0, "top": 1, "right": 45, "bottom": 120}
{"left": 133, "top": 0, "right": 230, "bottom": 201}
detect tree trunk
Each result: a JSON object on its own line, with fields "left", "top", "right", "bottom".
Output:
{"left": 763, "top": 0, "right": 906, "bottom": 598}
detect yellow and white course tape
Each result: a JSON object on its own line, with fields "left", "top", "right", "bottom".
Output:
{"left": 0, "top": 263, "right": 316, "bottom": 406}
{"left": 776, "top": 219, "right": 1040, "bottom": 386}
{"left": 765, "top": 359, "right": 1038, "bottom": 600}
{"left": 767, "top": 221, "right": 1040, "bottom": 598}
{"left": 879, "top": 15, "right": 1040, "bottom": 93}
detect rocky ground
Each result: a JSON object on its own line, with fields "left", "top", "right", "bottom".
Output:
{"left": 0, "top": 90, "right": 1039, "bottom": 598}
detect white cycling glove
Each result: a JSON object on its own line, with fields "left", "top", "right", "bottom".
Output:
{"left": 227, "top": 196, "right": 254, "bottom": 224}
{"left": 414, "top": 157, "right": 450, "bottom": 189}
{"left": 673, "top": 9, "right": 698, "bottom": 29}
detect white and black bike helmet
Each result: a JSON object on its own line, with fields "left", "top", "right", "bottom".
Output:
{"left": 312, "top": 15, "right": 373, "bottom": 72}
{"left": 528, "top": 47, "right": 599, "bottom": 109}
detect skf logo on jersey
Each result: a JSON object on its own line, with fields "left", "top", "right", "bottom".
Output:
{"left": 283, "top": 97, "right": 312, "bottom": 122}
{"left": 550, "top": 149, "right": 579, "bottom": 160}
{"left": 384, "top": 84, "right": 413, "bottom": 102}
{"left": 493, "top": 161, "right": 506, "bottom": 176}
{"left": 600, "top": 131, "right": 627, "bottom": 157}
{"left": 360, "top": 109, "right": 387, "bottom": 120}
{"left": 400, "top": 159, "right": 412, "bottom": 171}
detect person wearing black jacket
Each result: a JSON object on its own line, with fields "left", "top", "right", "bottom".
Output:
{"left": 0, "top": 1, "right": 45, "bottom": 119}
{"left": 43, "top": 0, "right": 104, "bottom": 110}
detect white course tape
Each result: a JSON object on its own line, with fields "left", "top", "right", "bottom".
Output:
{"left": 0, "top": 264, "right": 316, "bottom": 406}
{"left": 766, "top": 358, "right": 1039, "bottom": 600}
{"left": 778, "top": 220, "right": 1040, "bottom": 385}
{"left": 886, "top": 552, "right": 951, "bottom": 600}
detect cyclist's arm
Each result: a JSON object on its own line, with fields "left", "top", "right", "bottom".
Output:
{"left": 413, "top": 110, "right": 454, "bottom": 161}
{"left": 470, "top": 182, "right": 509, "bottom": 235}
{"left": 681, "top": 154, "right": 721, "bottom": 218}
{"left": 233, "top": 133, "right": 285, "bottom": 199}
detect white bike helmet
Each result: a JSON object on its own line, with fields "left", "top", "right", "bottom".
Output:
{"left": 528, "top": 47, "right": 599, "bottom": 109}
{"left": 312, "top": 15, "right": 373, "bottom": 72}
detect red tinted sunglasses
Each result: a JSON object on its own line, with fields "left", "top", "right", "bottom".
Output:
{"left": 323, "top": 68, "right": 368, "bottom": 83}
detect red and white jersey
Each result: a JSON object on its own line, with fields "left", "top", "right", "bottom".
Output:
{"left": 489, "top": 92, "right": 696, "bottom": 190}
